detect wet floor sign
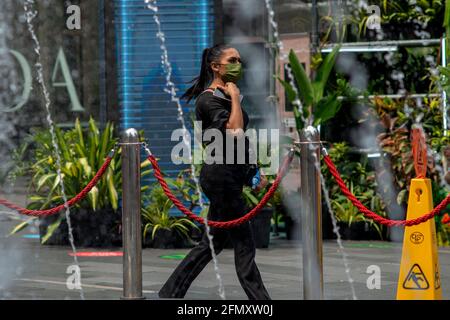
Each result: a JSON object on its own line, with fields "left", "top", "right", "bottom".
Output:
{"left": 396, "top": 178, "right": 442, "bottom": 299}
{"left": 397, "top": 128, "right": 442, "bottom": 300}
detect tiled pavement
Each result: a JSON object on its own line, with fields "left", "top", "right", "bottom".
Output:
{"left": 1, "top": 215, "right": 449, "bottom": 300}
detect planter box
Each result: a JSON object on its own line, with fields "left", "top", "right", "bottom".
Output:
{"left": 143, "top": 228, "right": 196, "bottom": 249}
{"left": 223, "top": 208, "right": 273, "bottom": 249}
{"left": 337, "top": 221, "right": 385, "bottom": 240}
{"left": 251, "top": 208, "right": 273, "bottom": 248}
{"left": 189, "top": 223, "right": 204, "bottom": 242}
{"left": 39, "top": 208, "right": 122, "bottom": 247}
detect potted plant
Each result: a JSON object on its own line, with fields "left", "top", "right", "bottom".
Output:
{"left": 242, "top": 184, "right": 274, "bottom": 248}
{"left": 268, "top": 187, "right": 307, "bottom": 241}
{"left": 375, "top": 97, "right": 450, "bottom": 243}
{"left": 10, "top": 118, "right": 151, "bottom": 247}
{"left": 331, "top": 182, "right": 386, "bottom": 240}
{"left": 142, "top": 184, "right": 199, "bottom": 249}
{"left": 277, "top": 189, "right": 302, "bottom": 241}
{"left": 270, "top": 189, "right": 284, "bottom": 236}
{"left": 320, "top": 142, "right": 387, "bottom": 240}
{"left": 276, "top": 46, "right": 357, "bottom": 241}
{"left": 277, "top": 45, "right": 343, "bottom": 134}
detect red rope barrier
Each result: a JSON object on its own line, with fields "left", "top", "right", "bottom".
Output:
{"left": 147, "top": 152, "right": 294, "bottom": 229}
{"left": 0, "top": 156, "right": 113, "bottom": 217}
{"left": 323, "top": 154, "right": 450, "bottom": 227}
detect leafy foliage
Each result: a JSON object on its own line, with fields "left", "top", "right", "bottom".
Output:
{"left": 321, "top": 142, "right": 387, "bottom": 239}
{"left": 374, "top": 97, "right": 450, "bottom": 199}
{"left": 321, "top": 0, "right": 446, "bottom": 42}
{"left": 372, "top": 97, "right": 450, "bottom": 245}
{"left": 142, "top": 183, "right": 199, "bottom": 241}
{"left": 277, "top": 46, "right": 344, "bottom": 131}
{"left": 9, "top": 118, "right": 150, "bottom": 243}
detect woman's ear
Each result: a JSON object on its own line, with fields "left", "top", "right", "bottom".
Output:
{"left": 211, "top": 62, "right": 219, "bottom": 73}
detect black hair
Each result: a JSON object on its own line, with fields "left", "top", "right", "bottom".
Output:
{"left": 181, "top": 44, "right": 232, "bottom": 103}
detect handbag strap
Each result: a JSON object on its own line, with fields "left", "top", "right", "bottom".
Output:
{"left": 198, "top": 87, "right": 215, "bottom": 97}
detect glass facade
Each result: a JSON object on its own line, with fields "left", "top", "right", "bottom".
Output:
{"left": 1, "top": 0, "right": 287, "bottom": 185}
{"left": 222, "top": 0, "right": 276, "bottom": 129}
{"left": 0, "top": 0, "right": 116, "bottom": 184}
{"left": 114, "top": 0, "right": 215, "bottom": 179}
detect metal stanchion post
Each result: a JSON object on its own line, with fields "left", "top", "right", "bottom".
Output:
{"left": 121, "top": 128, "right": 144, "bottom": 300}
{"left": 300, "top": 125, "right": 324, "bottom": 300}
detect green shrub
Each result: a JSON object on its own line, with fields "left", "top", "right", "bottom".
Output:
{"left": 10, "top": 117, "right": 150, "bottom": 243}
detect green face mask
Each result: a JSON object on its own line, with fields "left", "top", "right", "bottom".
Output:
{"left": 222, "top": 63, "right": 243, "bottom": 83}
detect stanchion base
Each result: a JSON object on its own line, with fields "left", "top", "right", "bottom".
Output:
{"left": 120, "top": 296, "right": 146, "bottom": 300}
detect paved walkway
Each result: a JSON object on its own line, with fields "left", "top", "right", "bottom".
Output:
{"left": 0, "top": 216, "right": 449, "bottom": 300}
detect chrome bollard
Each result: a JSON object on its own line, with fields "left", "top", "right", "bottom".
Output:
{"left": 300, "top": 126, "right": 324, "bottom": 300}
{"left": 121, "top": 128, "right": 144, "bottom": 300}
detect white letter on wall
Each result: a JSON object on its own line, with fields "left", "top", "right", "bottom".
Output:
{"left": 52, "top": 47, "right": 84, "bottom": 112}
{"left": 1, "top": 50, "right": 32, "bottom": 113}
{"left": 66, "top": 5, "right": 81, "bottom": 30}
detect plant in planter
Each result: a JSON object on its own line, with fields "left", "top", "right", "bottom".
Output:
{"left": 332, "top": 182, "right": 386, "bottom": 240}
{"left": 172, "top": 163, "right": 208, "bottom": 242}
{"left": 374, "top": 97, "right": 450, "bottom": 245}
{"left": 272, "top": 189, "right": 302, "bottom": 241}
{"left": 0, "top": 139, "right": 30, "bottom": 187}
{"left": 242, "top": 173, "right": 277, "bottom": 248}
{"left": 277, "top": 47, "right": 363, "bottom": 241}
{"left": 142, "top": 183, "right": 199, "bottom": 249}
{"left": 10, "top": 118, "right": 150, "bottom": 247}
{"left": 321, "top": 142, "right": 387, "bottom": 240}
{"left": 376, "top": 97, "right": 450, "bottom": 202}
{"left": 321, "top": 0, "right": 445, "bottom": 43}
{"left": 277, "top": 45, "right": 343, "bottom": 134}
{"left": 269, "top": 189, "right": 284, "bottom": 236}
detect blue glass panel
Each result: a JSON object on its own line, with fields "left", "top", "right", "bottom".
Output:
{"left": 115, "top": 0, "right": 214, "bottom": 214}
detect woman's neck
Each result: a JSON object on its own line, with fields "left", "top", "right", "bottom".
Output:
{"left": 209, "top": 77, "right": 225, "bottom": 89}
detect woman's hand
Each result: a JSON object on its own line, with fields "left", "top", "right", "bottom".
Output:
{"left": 216, "top": 82, "right": 240, "bottom": 100}
{"left": 253, "top": 173, "right": 268, "bottom": 193}
{"left": 219, "top": 82, "right": 243, "bottom": 131}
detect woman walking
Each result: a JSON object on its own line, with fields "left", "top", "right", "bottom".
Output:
{"left": 158, "top": 44, "right": 271, "bottom": 300}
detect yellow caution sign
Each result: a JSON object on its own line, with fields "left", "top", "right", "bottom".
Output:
{"left": 396, "top": 178, "right": 442, "bottom": 300}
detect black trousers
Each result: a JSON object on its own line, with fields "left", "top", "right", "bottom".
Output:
{"left": 158, "top": 164, "right": 271, "bottom": 300}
